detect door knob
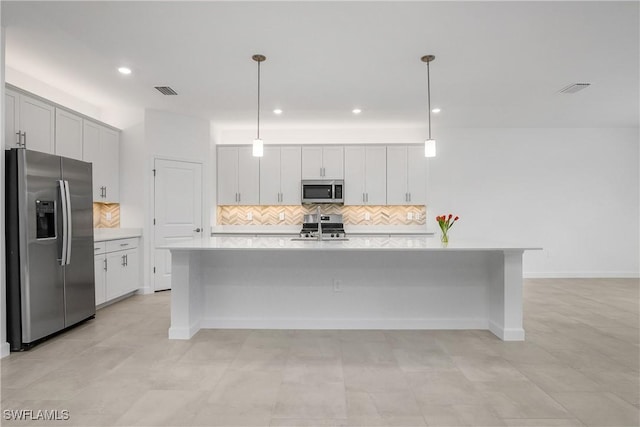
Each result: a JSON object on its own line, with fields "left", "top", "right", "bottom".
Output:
{"left": 194, "top": 228, "right": 201, "bottom": 233}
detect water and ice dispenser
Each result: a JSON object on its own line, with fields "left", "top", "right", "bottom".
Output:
{"left": 35, "top": 200, "right": 56, "bottom": 239}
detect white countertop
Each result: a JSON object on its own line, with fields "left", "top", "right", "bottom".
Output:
{"left": 211, "top": 225, "right": 433, "bottom": 235}
{"left": 94, "top": 228, "right": 143, "bottom": 242}
{"left": 163, "top": 235, "right": 541, "bottom": 252}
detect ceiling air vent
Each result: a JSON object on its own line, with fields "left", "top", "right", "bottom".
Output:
{"left": 154, "top": 86, "right": 178, "bottom": 95}
{"left": 559, "top": 83, "right": 591, "bottom": 94}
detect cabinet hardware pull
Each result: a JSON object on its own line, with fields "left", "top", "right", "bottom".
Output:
{"left": 21, "top": 132, "right": 26, "bottom": 147}
{"left": 104, "top": 258, "right": 107, "bottom": 271}
{"left": 15, "top": 132, "right": 20, "bottom": 146}
{"left": 125, "top": 254, "right": 128, "bottom": 266}
{"left": 120, "top": 243, "right": 129, "bottom": 247}
{"left": 194, "top": 228, "right": 201, "bottom": 232}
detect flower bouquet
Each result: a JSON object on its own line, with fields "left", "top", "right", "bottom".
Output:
{"left": 436, "top": 214, "right": 459, "bottom": 243}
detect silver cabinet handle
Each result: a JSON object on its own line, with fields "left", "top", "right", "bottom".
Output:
{"left": 366, "top": 193, "right": 369, "bottom": 203}
{"left": 363, "top": 193, "right": 365, "bottom": 203}
{"left": 125, "top": 254, "right": 128, "bottom": 266}
{"left": 121, "top": 254, "right": 126, "bottom": 266}
{"left": 119, "top": 243, "right": 129, "bottom": 247}
{"left": 21, "top": 131, "right": 26, "bottom": 148}
{"left": 104, "top": 258, "right": 107, "bottom": 271}
{"left": 104, "top": 187, "right": 107, "bottom": 199}
{"left": 15, "top": 132, "right": 20, "bottom": 147}
{"left": 194, "top": 228, "right": 201, "bottom": 233}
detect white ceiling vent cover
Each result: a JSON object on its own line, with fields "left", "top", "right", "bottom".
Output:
{"left": 154, "top": 86, "right": 178, "bottom": 95}
{"left": 559, "top": 83, "right": 591, "bottom": 94}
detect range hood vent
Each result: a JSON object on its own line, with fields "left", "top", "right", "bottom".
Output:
{"left": 154, "top": 86, "right": 178, "bottom": 95}
{"left": 559, "top": 83, "right": 591, "bottom": 94}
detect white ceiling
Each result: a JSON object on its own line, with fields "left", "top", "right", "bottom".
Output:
{"left": 2, "top": 1, "right": 639, "bottom": 131}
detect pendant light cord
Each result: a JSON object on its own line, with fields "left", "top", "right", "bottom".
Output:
{"left": 427, "top": 60, "right": 432, "bottom": 140}
{"left": 257, "top": 60, "right": 261, "bottom": 140}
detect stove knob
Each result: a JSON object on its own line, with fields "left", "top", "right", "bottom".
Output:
{"left": 331, "top": 234, "right": 335, "bottom": 238}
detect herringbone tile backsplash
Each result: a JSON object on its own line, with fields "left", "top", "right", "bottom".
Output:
{"left": 93, "top": 203, "right": 120, "bottom": 228}
{"left": 217, "top": 204, "right": 426, "bottom": 226}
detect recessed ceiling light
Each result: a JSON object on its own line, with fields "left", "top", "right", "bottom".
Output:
{"left": 352, "top": 108, "right": 362, "bottom": 114}
{"left": 273, "top": 109, "right": 283, "bottom": 115}
{"left": 431, "top": 108, "right": 441, "bottom": 113}
{"left": 118, "top": 67, "right": 132, "bottom": 75}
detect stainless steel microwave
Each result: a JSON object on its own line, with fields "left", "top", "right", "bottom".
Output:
{"left": 301, "top": 180, "right": 344, "bottom": 204}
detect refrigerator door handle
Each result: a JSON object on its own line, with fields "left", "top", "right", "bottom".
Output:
{"left": 64, "top": 180, "right": 73, "bottom": 265}
{"left": 58, "top": 180, "right": 68, "bottom": 266}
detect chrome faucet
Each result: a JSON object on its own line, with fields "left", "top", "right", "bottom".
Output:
{"left": 317, "top": 205, "right": 322, "bottom": 241}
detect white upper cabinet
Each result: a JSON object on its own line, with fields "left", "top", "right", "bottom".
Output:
{"left": 217, "top": 146, "right": 240, "bottom": 205}
{"left": 100, "top": 127, "right": 120, "bottom": 203}
{"left": 83, "top": 120, "right": 120, "bottom": 203}
{"left": 55, "top": 108, "right": 83, "bottom": 160}
{"left": 260, "top": 146, "right": 301, "bottom": 205}
{"left": 386, "top": 145, "right": 427, "bottom": 205}
{"left": 279, "top": 146, "right": 302, "bottom": 204}
{"left": 4, "top": 89, "right": 19, "bottom": 150}
{"left": 344, "top": 147, "right": 366, "bottom": 205}
{"left": 406, "top": 145, "right": 427, "bottom": 205}
{"left": 301, "top": 146, "right": 343, "bottom": 179}
{"left": 344, "top": 146, "right": 387, "bottom": 205}
{"left": 365, "top": 146, "right": 387, "bottom": 205}
{"left": 4, "top": 88, "right": 55, "bottom": 153}
{"left": 217, "top": 146, "right": 260, "bottom": 205}
{"left": 237, "top": 146, "right": 260, "bottom": 205}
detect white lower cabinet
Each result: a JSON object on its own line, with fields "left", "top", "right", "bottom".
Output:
{"left": 94, "top": 237, "right": 140, "bottom": 306}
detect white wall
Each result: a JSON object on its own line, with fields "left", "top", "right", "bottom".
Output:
{"left": 428, "top": 127, "right": 639, "bottom": 278}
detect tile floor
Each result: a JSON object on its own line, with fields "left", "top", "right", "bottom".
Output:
{"left": 1, "top": 278, "right": 638, "bottom": 427}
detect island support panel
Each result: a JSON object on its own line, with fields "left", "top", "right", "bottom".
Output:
{"left": 168, "top": 249, "right": 525, "bottom": 341}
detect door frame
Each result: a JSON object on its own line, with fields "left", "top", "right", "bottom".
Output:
{"left": 151, "top": 155, "right": 205, "bottom": 292}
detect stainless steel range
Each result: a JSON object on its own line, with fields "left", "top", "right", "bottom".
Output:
{"left": 295, "top": 213, "right": 348, "bottom": 241}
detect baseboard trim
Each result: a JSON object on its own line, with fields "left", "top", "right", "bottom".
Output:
{"left": 524, "top": 272, "right": 640, "bottom": 279}
{"left": 168, "top": 321, "right": 200, "bottom": 340}
{"left": 1, "top": 342, "right": 10, "bottom": 358}
{"left": 200, "top": 318, "right": 489, "bottom": 330}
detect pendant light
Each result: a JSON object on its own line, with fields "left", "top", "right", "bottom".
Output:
{"left": 421, "top": 55, "right": 436, "bottom": 157}
{"left": 252, "top": 54, "right": 266, "bottom": 157}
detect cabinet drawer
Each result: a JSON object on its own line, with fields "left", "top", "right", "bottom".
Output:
{"left": 106, "top": 238, "right": 138, "bottom": 253}
{"left": 94, "top": 242, "right": 106, "bottom": 255}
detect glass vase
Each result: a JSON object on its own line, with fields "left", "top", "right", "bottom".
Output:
{"left": 440, "top": 231, "right": 449, "bottom": 244}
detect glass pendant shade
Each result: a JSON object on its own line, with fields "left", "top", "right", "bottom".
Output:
{"left": 424, "top": 139, "right": 436, "bottom": 157}
{"left": 252, "top": 138, "right": 264, "bottom": 157}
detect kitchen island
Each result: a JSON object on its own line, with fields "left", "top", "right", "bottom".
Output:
{"left": 164, "top": 236, "right": 540, "bottom": 341}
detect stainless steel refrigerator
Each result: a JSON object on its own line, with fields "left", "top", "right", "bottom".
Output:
{"left": 5, "top": 148, "right": 95, "bottom": 351}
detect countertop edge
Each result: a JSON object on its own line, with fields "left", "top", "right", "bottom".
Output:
{"left": 94, "top": 228, "right": 143, "bottom": 242}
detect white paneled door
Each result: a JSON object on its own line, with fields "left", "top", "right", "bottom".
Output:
{"left": 154, "top": 159, "right": 203, "bottom": 291}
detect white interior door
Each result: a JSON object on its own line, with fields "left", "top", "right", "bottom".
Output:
{"left": 154, "top": 158, "right": 203, "bottom": 291}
